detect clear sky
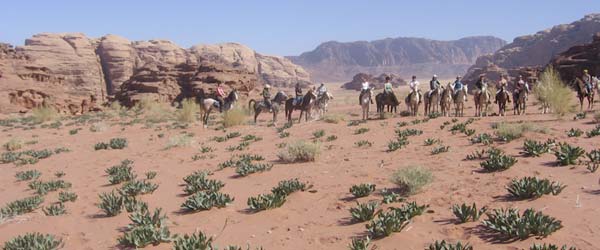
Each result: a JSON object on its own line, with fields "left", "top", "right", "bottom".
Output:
{"left": 0, "top": 1, "right": 597, "bottom": 56}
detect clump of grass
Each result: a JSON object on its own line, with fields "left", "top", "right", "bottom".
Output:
{"left": 494, "top": 122, "right": 547, "bottom": 142}
{"left": 3, "top": 138, "right": 23, "bottom": 151}
{"left": 3, "top": 232, "right": 63, "bottom": 250}
{"left": 387, "top": 136, "right": 409, "bottom": 152}
{"left": 313, "top": 129, "right": 325, "bottom": 138}
{"left": 355, "top": 140, "right": 372, "bottom": 148}
{"left": 323, "top": 113, "right": 345, "bottom": 124}
{"left": 0, "top": 196, "right": 44, "bottom": 217}
{"left": 452, "top": 203, "right": 487, "bottom": 223}
{"left": 165, "top": 134, "right": 195, "bottom": 149}
{"left": 480, "top": 149, "right": 517, "bottom": 172}
{"left": 350, "top": 201, "right": 379, "bottom": 222}
{"left": 390, "top": 166, "right": 433, "bottom": 195}
{"left": 566, "top": 128, "right": 583, "bottom": 137}
{"left": 31, "top": 105, "right": 59, "bottom": 124}
{"left": 535, "top": 66, "right": 575, "bottom": 117}
{"left": 506, "top": 177, "right": 566, "bottom": 200}
{"left": 530, "top": 243, "right": 577, "bottom": 250}
{"left": 135, "top": 97, "right": 173, "bottom": 123}
{"left": 43, "top": 203, "right": 66, "bottom": 216}
{"left": 222, "top": 107, "right": 246, "bottom": 127}
{"left": 355, "top": 127, "right": 370, "bottom": 135}
{"left": 326, "top": 135, "right": 338, "bottom": 142}
{"left": 427, "top": 240, "right": 472, "bottom": 250}
{"left": 482, "top": 208, "right": 562, "bottom": 240}
{"left": 424, "top": 138, "right": 441, "bottom": 146}
{"left": 470, "top": 133, "right": 493, "bottom": 145}
{"left": 431, "top": 145, "right": 450, "bottom": 155}
{"left": 277, "top": 140, "right": 320, "bottom": 163}
{"left": 350, "top": 183, "right": 376, "bottom": 198}
{"left": 176, "top": 98, "right": 200, "bottom": 123}
{"left": 15, "top": 170, "right": 41, "bottom": 181}
{"left": 521, "top": 139, "right": 551, "bottom": 157}
{"left": 554, "top": 142, "right": 585, "bottom": 166}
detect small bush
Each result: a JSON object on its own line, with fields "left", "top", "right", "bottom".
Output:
{"left": 1, "top": 196, "right": 44, "bottom": 217}
{"left": 277, "top": 140, "right": 320, "bottom": 163}
{"left": 452, "top": 203, "right": 487, "bottom": 223}
{"left": 470, "top": 133, "right": 493, "bottom": 145}
{"left": 355, "top": 127, "right": 370, "bottom": 135}
{"left": 118, "top": 206, "right": 172, "bottom": 248}
{"left": 427, "top": 240, "right": 473, "bottom": 250}
{"left": 535, "top": 66, "right": 575, "bottom": 117}
{"left": 348, "top": 236, "right": 371, "bottom": 250}
{"left": 43, "top": 203, "right": 66, "bottom": 216}
{"left": 350, "top": 183, "right": 376, "bottom": 198}
{"left": 31, "top": 105, "right": 59, "bottom": 124}
{"left": 566, "top": 128, "right": 583, "bottom": 137}
{"left": 506, "top": 177, "right": 566, "bottom": 200}
{"left": 391, "top": 166, "right": 432, "bottom": 195}
{"left": 3, "top": 138, "right": 23, "bottom": 151}
{"left": 387, "top": 136, "right": 409, "bottom": 152}
{"left": 181, "top": 191, "right": 234, "bottom": 211}
{"left": 586, "top": 125, "right": 600, "bottom": 138}
{"left": 494, "top": 122, "right": 547, "bottom": 142}
{"left": 3, "top": 232, "right": 62, "bottom": 250}
{"left": 173, "top": 231, "right": 214, "bottom": 250}
{"left": 58, "top": 191, "right": 78, "bottom": 203}
{"left": 176, "top": 98, "right": 200, "bottom": 123}
{"left": 480, "top": 150, "right": 517, "bottom": 172}
{"left": 313, "top": 129, "right": 325, "bottom": 138}
{"left": 109, "top": 138, "right": 128, "bottom": 149}
{"left": 431, "top": 145, "right": 450, "bottom": 155}
{"left": 118, "top": 180, "right": 159, "bottom": 197}
{"left": 15, "top": 170, "right": 41, "bottom": 181}
{"left": 482, "top": 208, "right": 562, "bottom": 240}
{"left": 554, "top": 142, "right": 585, "bottom": 166}
{"left": 271, "top": 179, "right": 308, "bottom": 196}
{"left": 222, "top": 107, "right": 246, "bottom": 127}
{"left": 247, "top": 193, "right": 287, "bottom": 211}
{"left": 97, "top": 191, "right": 123, "bottom": 216}
{"left": 521, "top": 140, "right": 551, "bottom": 157}
{"left": 530, "top": 244, "right": 577, "bottom": 250}
{"left": 366, "top": 202, "right": 427, "bottom": 238}
{"left": 350, "top": 201, "right": 379, "bottom": 222}
{"left": 166, "top": 134, "right": 195, "bottom": 149}
{"left": 355, "top": 140, "right": 372, "bottom": 148}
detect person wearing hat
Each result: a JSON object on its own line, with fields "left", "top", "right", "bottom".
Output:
{"left": 262, "top": 84, "right": 272, "bottom": 112}
{"left": 408, "top": 75, "right": 421, "bottom": 103}
{"left": 428, "top": 75, "right": 440, "bottom": 99}
{"left": 215, "top": 82, "right": 226, "bottom": 112}
{"left": 383, "top": 76, "right": 398, "bottom": 105}
{"left": 495, "top": 75, "right": 510, "bottom": 103}
{"left": 583, "top": 69, "right": 592, "bottom": 94}
{"left": 475, "top": 75, "right": 491, "bottom": 104}
{"left": 513, "top": 75, "right": 529, "bottom": 102}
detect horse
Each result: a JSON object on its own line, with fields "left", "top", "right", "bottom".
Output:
{"left": 285, "top": 91, "right": 317, "bottom": 123}
{"left": 440, "top": 85, "right": 453, "bottom": 117}
{"left": 315, "top": 91, "right": 333, "bottom": 119}
{"left": 248, "top": 91, "right": 288, "bottom": 125}
{"left": 474, "top": 87, "right": 490, "bottom": 117}
{"left": 495, "top": 86, "right": 510, "bottom": 116}
{"left": 424, "top": 86, "right": 441, "bottom": 116}
{"left": 375, "top": 92, "right": 398, "bottom": 114}
{"left": 360, "top": 88, "right": 373, "bottom": 121}
{"left": 405, "top": 90, "right": 420, "bottom": 116}
{"left": 571, "top": 78, "right": 595, "bottom": 111}
{"left": 199, "top": 89, "right": 239, "bottom": 126}
{"left": 454, "top": 86, "right": 467, "bottom": 117}
{"left": 513, "top": 89, "right": 527, "bottom": 115}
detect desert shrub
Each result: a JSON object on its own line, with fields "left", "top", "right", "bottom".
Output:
{"left": 427, "top": 112, "right": 442, "bottom": 119}
{"left": 247, "top": 193, "right": 287, "bottom": 211}
{"left": 350, "top": 201, "right": 379, "bottom": 222}
{"left": 355, "top": 140, "right": 372, "bottom": 148}
{"left": 494, "top": 122, "right": 547, "bottom": 142}
{"left": 106, "top": 160, "right": 136, "bottom": 184}
{"left": 586, "top": 125, "right": 600, "bottom": 137}
{"left": 200, "top": 146, "right": 215, "bottom": 153}
{"left": 326, "top": 135, "right": 338, "bottom": 142}
{"left": 181, "top": 191, "right": 234, "bottom": 211}
{"left": 235, "top": 162, "right": 273, "bottom": 177}
{"left": 43, "top": 203, "right": 66, "bottom": 216}
{"left": 566, "top": 128, "right": 583, "bottom": 137}
{"left": 145, "top": 171, "right": 157, "bottom": 180}
{"left": 172, "top": 231, "right": 214, "bottom": 250}
{"left": 464, "top": 128, "right": 476, "bottom": 136}
{"left": 395, "top": 128, "right": 423, "bottom": 137}
{"left": 535, "top": 66, "right": 575, "bottom": 117}
{"left": 98, "top": 191, "right": 123, "bottom": 216}
{"left": 521, "top": 140, "right": 551, "bottom": 157}
{"left": 118, "top": 206, "right": 172, "bottom": 248}
{"left": 507, "top": 177, "right": 566, "bottom": 200}
{"left": 452, "top": 203, "right": 487, "bottom": 223}
{"left": 123, "top": 196, "right": 148, "bottom": 213}
{"left": 176, "top": 98, "right": 200, "bottom": 123}
{"left": 135, "top": 98, "right": 173, "bottom": 123}
{"left": 94, "top": 142, "right": 109, "bottom": 150}
{"left": 109, "top": 138, "right": 128, "bottom": 149}
{"left": 355, "top": 127, "right": 370, "bottom": 134}
{"left": 449, "top": 123, "right": 467, "bottom": 134}
{"left": 1, "top": 148, "right": 55, "bottom": 166}
{"left": 54, "top": 171, "right": 65, "bottom": 178}
{"left": 381, "top": 189, "right": 404, "bottom": 204}
{"left": 396, "top": 121, "right": 409, "bottom": 127}
{"left": 530, "top": 244, "right": 577, "bottom": 250}
{"left": 480, "top": 150, "right": 517, "bottom": 172}
{"left": 166, "top": 134, "right": 195, "bottom": 149}
{"left": 279, "top": 131, "right": 290, "bottom": 138}
{"left": 271, "top": 179, "right": 307, "bottom": 196}
{"left": 31, "top": 105, "right": 60, "bottom": 124}
{"left": 242, "top": 134, "right": 262, "bottom": 142}
{"left": 431, "top": 145, "right": 450, "bottom": 155}
{"left": 89, "top": 122, "right": 108, "bottom": 132}
{"left": 225, "top": 132, "right": 241, "bottom": 139}
{"left": 118, "top": 180, "right": 159, "bottom": 197}
{"left": 58, "top": 191, "right": 78, "bottom": 203}
{"left": 554, "top": 142, "right": 585, "bottom": 166}
{"left": 1, "top": 196, "right": 44, "bottom": 217}
{"left": 313, "top": 129, "right": 325, "bottom": 138}
{"left": 424, "top": 138, "right": 440, "bottom": 146}
{"left": 348, "top": 236, "right": 371, "bottom": 250}
{"left": 323, "top": 113, "right": 345, "bottom": 124}
{"left": 390, "top": 166, "right": 433, "bottom": 195}
{"left": 29, "top": 180, "right": 72, "bottom": 195}
{"left": 222, "top": 107, "right": 246, "bottom": 127}
{"left": 587, "top": 149, "right": 600, "bottom": 172}
{"left": 3, "top": 138, "right": 23, "bottom": 151}
{"left": 387, "top": 136, "right": 409, "bottom": 152}
{"left": 15, "top": 170, "right": 41, "bottom": 181}
{"left": 3, "top": 232, "right": 63, "bottom": 250}
{"left": 483, "top": 208, "right": 562, "bottom": 240}
{"left": 350, "top": 183, "right": 376, "bottom": 198}
{"left": 366, "top": 202, "right": 427, "bottom": 238}
{"left": 226, "top": 141, "right": 251, "bottom": 151}
{"left": 277, "top": 140, "right": 320, "bottom": 163}
{"left": 427, "top": 240, "right": 473, "bottom": 250}
{"left": 470, "top": 133, "right": 493, "bottom": 145}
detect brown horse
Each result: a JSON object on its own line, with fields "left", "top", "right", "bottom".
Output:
{"left": 572, "top": 78, "right": 595, "bottom": 111}
{"left": 285, "top": 91, "right": 317, "bottom": 122}
{"left": 440, "top": 85, "right": 453, "bottom": 117}
{"left": 424, "top": 86, "right": 441, "bottom": 116}
{"left": 248, "top": 91, "right": 287, "bottom": 125}
{"left": 375, "top": 92, "right": 398, "bottom": 114}
{"left": 495, "top": 86, "right": 510, "bottom": 116}
{"left": 513, "top": 90, "right": 527, "bottom": 115}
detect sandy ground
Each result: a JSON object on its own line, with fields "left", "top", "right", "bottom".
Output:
{"left": 1, "top": 83, "right": 599, "bottom": 250}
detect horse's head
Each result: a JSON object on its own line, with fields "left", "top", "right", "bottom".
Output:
{"left": 273, "top": 91, "right": 288, "bottom": 103}
{"left": 229, "top": 89, "right": 239, "bottom": 102}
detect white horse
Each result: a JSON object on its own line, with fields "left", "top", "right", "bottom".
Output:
{"left": 360, "top": 88, "right": 373, "bottom": 121}
{"left": 315, "top": 91, "right": 333, "bottom": 119}
{"left": 200, "top": 90, "right": 239, "bottom": 127}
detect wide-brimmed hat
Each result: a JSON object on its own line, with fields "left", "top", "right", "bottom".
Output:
{"left": 265, "top": 84, "right": 271, "bottom": 89}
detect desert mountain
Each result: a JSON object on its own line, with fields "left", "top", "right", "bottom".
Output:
{"left": 463, "top": 13, "right": 600, "bottom": 86}
{"left": 551, "top": 32, "right": 600, "bottom": 83}
{"left": 0, "top": 33, "right": 311, "bottom": 113}
{"left": 288, "top": 36, "right": 506, "bottom": 82}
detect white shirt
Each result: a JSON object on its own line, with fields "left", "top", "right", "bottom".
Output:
{"left": 409, "top": 80, "right": 420, "bottom": 90}
{"left": 361, "top": 81, "right": 370, "bottom": 90}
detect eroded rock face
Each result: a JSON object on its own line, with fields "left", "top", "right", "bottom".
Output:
{"left": 257, "top": 54, "right": 311, "bottom": 88}
{"left": 341, "top": 73, "right": 406, "bottom": 91}
{"left": 550, "top": 32, "right": 600, "bottom": 83}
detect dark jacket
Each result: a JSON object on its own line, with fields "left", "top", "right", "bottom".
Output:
{"left": 430, "top": 79, "right": 440, "bottom": 90}
{"left": 295, "top": 85, "right": 302, "bottom": 97}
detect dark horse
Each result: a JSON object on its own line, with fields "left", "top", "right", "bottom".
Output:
{"left": 248, "top": 91, "right": 288, "bottom": 125}
{"left": 198, "top": 89, "right": 239, "bottom": 126}
{"left": 375, "top": 92, "right": 399, "bottom": 114}
{"left": 285, "top": 91, "right": 317, "bottom": 122}
{"left": 495, "top": 86, "right": 510, "bottom": 116}
{"left": 572, "top": 78, "right": 595, "bottom": 111}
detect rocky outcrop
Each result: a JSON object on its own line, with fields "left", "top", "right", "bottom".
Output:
{"left": 0, "top": 33, "right": 311, "bottom": 113}
{"left": 289, "top": 36, "right": 506, "bottom": 82}
{"left": 550, "top": 32, "right": 600, "bottom": 83}
{"left": 463, "top": 14, "right": 600, "bottom": 87}
{"left": 341, "top": 73, "right": 406, "bottom": 91}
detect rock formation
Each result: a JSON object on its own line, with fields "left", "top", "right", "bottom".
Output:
{"left": 0, "top": 33, "right": 311, "bottom": 113}
{"left": 289, "top": 36, "right": 506, "bottom": 82}
{"left": 550, "top": 32, "right": 600, "bottom": 83}
{"left": 342, "top": 73, "right": 406, "bottom": 91}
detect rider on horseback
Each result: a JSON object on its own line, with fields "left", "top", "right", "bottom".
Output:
{"left": 428, "top": 75, "right": 440, "bottom": 99}
{"left": 263, "top": 84, "right": 272, "bottom": 113}
{"left": 475, "top": 75, "right": 492, "bottom": 104}
{"left": 408, "top": 76, "right": 422, "bottom": 104}
{"left": 452, "top": 76, "right": 465, "bottom": 101}
{"left": 583, "top": 69, "right": 592, "bottom": 94}
{"left": 359, "top": 76, "right": 373, "bottom": 104}
{"left": 317, "top": 83, "right": 327, "bottom": 99}
{"left": 294, "top": 82, "right": 303, "bottom": 106}
{"left": 215, "top": 82, "right": 226, "bottom": 112}
{"left": 383, "top": 76, "right": 399, "bottom": 105}
{"left": 513, "top": 75, "right": 529, "bottom": 102}
{"left": 495, "top": 75, "right": 511, "bottom": 103}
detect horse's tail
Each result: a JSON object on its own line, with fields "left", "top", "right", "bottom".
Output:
{"left": 248, "top": 99, "right": 256, "bottom": 114}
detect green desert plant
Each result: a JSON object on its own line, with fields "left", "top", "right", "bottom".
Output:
{"left": 355, "top": 127, "right": 370, "bottom": 134}
{"left": 97, "top": 191, "right": 123, "bottom": 216}
{"left": 145, "top": 171, "right": 157, "bottom": 180}
{"left": 326, "top": 135, "right": 338, "bottom": 141}
{"left": 94, "top": 142, "right": 109, "bottom": 150}
{"left": 480, "top": 150, "right": 517, "bottom": 172}
{"left": 348, "top": 236, "right": 371, "bottom": 250}
{"left": 355, "top": 140, "right": 372, "bottom": 147}
{"left": 535, "top": 66, "right": 575, "bottom": 117}
{"left": 1, "top": 196, "right": 44, "bottom": 217}
{"left": 3, "top": 138, "right": 23, "bottom": 151}
{"left": 271, "top": 178, "right": 307, "bottom": 196}
{"left": 366, "top": 202, "right": 427, "bottom": 239}
{"left": 118, "top": 180, "right": 159, "bottom": 197}
{"left": 247, "top": 193, "right": 287, "bottom": 211}
{"left": 118, "top": 206, "right": 172, "bottom": 248}
{"left": 350, "top": 201, "right": 379, "bottom": 222}
{"left": 390, "top": 166, "right": 433, "bottom": 195}
{"left": 279, "top": 131, "right": 290, "bottom": 138}
{"left": 424, "top": 138, "right": 441, "bottom": 146}
{"left": 387, "top": 136, "right": 409, "bottom": 152}
{"left": 235, "top": 162, "right": 273, "bottom": 177}
{"left": 395, "top": 128, "right": 423, "bottom": 137}
{"left": 29, "top": 180, "right": 72, "bottom": 195}
{"left": 587, "top": 125, "right": 600, "bottom": 138}
{"left": 587, "top": 149, "right": 600, "bottom": 172}
{"left": 521, "top": 139, "right": 551, "bottom": 157}
{"left": 181, "top": 191, "right": 234, "bottom": 212}
{"left": 566, "top": 128, "right": 583, "bottom": 137}
{"left": 54, "top": 171, "right": 65, "bottom": 178}
{"left": 470, "top": 133, "right": 493, "bottom": 145}
{"left": 452, "top": 203, "right": 487, "bottom": 223}
{"left": 123, "top": 196, "right": 148, "bottom": 213}
{"left": 109, "top": 137, "right": 128, "bottom": 149}
{"left": 427, "top": 240, "right": 473, "bottom": 250}
{"left": 381, "top": 189, "right": 404, "bottom": 204}
{"left": 530, "top": 243, "right": 577, "bottom": 250}
{"left": 172, "top": 231, "right": 214, "bottom": 250}
{"left": 43, "top": 203, "right": 66, "bottom": 216}
{"left": 350, "top": 183, "right": 376, "bottom": 198}
{"left": 226, "top": 141, "right": 250, "bottom": 151}
{"left": 58, "top": 191, "right": 78, "bottom": 203}
{"left": 313, "top": 129, "right": 325, "bottom": 138}
{"left": 106, "top": 160, "right": 136, "bottom": 184}
{"left": 396, "top": 121, "right": 409, "bottom": 127}
{"left": 431, "top": 145, "right": 450, "bottom": 155}
{"left": 506, "top": 177, "right": 566, "bottom": 200}
{"left": 464, "top": 128, "right": 476, "bottom": 136}
{"left": 277, "top": 140, "right": 320, "bottom": 163}
{"left": 15, "top": 170, "right": 42, "bottom": 181}
{"left": 482, "top": 208, "right": 563, "bottom": 240}
{"left": 2, "top": 232, "right": 63, "bottom": 250}
{"left": 554, "top": 142, "right": 585, "bottom": 166}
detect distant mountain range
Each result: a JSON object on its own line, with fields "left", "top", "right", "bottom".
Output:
{"left": 288, "top": 36, "right": 506, "bottom": 82}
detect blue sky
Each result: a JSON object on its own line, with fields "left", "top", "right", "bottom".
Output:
{"left": 0, "top": 1, "right": 597, "bottom": 56}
